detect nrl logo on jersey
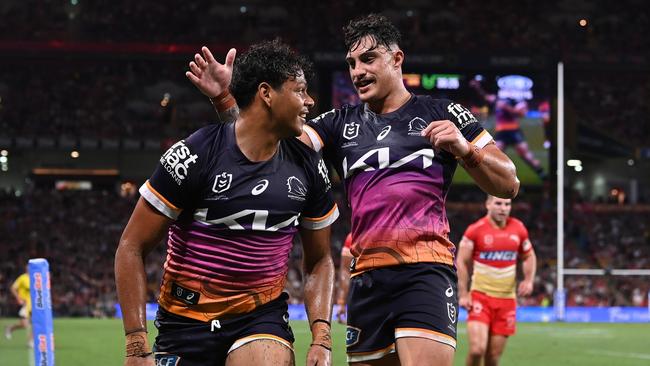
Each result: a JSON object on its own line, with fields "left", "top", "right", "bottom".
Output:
{"left": 343, "top": 122, "right": 360, "bottom": 140}
{"left": 287, "top": 176, "right": 307, "bottom": 201}
{"left": 407, "top": 117, "right": 429, "bottom": 136}
{"left": 212, "top": 172, "right": 232, "bottom": 194}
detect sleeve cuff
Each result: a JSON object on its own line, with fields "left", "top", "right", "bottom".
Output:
{"left": 300, "top": 204, "right": 339, "bottom": 230}
{"left": 139, "top": 181, "right": 181, "bottom": 220}
{"left": 303, "top": 125, "right": 324, "bottom": 152}
{"left": 471, "top": 130, "right": 494, "bottom": 148}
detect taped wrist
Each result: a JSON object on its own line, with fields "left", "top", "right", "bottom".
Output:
{"left": 210, "top": 90, "right": 236, "bottom": 112}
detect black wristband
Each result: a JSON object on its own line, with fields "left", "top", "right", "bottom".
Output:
{"left": 311, "top": 319, "right": 331, "bottom": 328}
{"left": 310, "top": 343, "right": 332, "bottom": 352}
{"left": 126, "top": 352, "right": 153, "bottom": 358}
{"left": 125, "top": 327, "right": 147, "bottom": 336}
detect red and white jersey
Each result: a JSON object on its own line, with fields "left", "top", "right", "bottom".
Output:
{"left": 461, "top": 216, "right": 533, "bottom": 298}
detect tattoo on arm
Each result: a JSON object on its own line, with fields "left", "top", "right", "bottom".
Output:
{"left": 217, "top": 105, "right": 240, "bottom": 123}
{"left": 125, "top": 334, "right": 151, "bottom": 357}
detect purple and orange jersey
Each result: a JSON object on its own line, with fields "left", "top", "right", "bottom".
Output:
{"left": 305, "top": 96, "right": 492, "bottom": 274}
{"left": 139, "top": 123, "right": 339, "bottom": 321}
{"left": 494, "top": 99, "right": 527, "bottom": 132}
{"left": 461, "top": 216, "right": 533, "bottom": 298}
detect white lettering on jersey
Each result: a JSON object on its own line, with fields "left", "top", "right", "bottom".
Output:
{"left": 342, "top": 147, "right": 434, "bottom": 178}
{"left": 317, "top": 159, "right": 332, "bottom": 191}
{"left": 194, "top": 209, "right": 300, "bottom": 232}
{"left": 446, "top": 103, "right": 478, "bottom": 130}
{"left": 161, "top": 140, "right": 199, "bottom": 185}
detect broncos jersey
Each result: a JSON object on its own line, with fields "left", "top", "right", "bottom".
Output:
{"left": 139, "top": 123, "right": 339, "bottom": 321}
{"left": 304, "top": 95, "right": 493, "bottom": 274}
{"left": 462, "top": 216, "right": 533, "bottom": 298}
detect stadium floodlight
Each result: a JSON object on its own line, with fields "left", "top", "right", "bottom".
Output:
{"left": 566, "top": 159, "right": 581, "bottom": 167}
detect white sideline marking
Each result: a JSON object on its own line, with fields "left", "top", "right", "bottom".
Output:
{"left": 588, "top": 350, "right": 650, "bottom": 360}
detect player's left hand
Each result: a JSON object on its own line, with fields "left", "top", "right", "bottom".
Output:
{"left": 186, "top": 46, "right": 236, "bottom": 98}
{"left": 518, "top": 280, "right": 533, "bottom": 297}
{"left": 306, "top": 344, "right": 331, "bottom": 366}
{"left": 421, "top": 120, "right": 470, "bottom": 157}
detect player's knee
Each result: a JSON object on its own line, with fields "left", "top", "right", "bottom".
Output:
{"left": 468, "top": 344, "right": 487, "bottom": 358}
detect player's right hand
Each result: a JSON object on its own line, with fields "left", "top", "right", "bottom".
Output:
{"left": 124, "top": 356, "right": 154, "bottom": 366}
{"left": 186, "top": 46, "right": 236, "bottom": 98}
{"left": 459, "top": 294, "right": 472, "bottom": 311}
{"left": 306, "top": 344, "right": 332, "bottom": 366}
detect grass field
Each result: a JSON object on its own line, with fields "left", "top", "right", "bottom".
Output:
{"left": 2, "top": 318, "right": 649, "bottom": 365}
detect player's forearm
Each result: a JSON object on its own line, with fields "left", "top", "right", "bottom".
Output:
{"left": 465, "top": 146, "right": 519, "bottom": 198}
{"left": 215, "top": 104, "right": 239, "bottom": 123}
{"left": 521, "top": 253, "right": 537, "bottom": 283}
{"left": 115, "top": 241, "right": 150, "bottom": 335}
{"left": 304, "top": 256, "right": 335, "bottom": 344}
{"left": 456, "top": 261, "right": 471, "bottom": 296}
{"left": 336, "top": 256, "right": 352, "bottom": 305}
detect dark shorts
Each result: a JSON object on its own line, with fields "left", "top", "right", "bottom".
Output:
{"left": 346, "top": 263, "right": 458, "bottom": 363}
{"left": 153, "top": 292, "right": 294, "bottom": 366}
{"left": 495, "top": 129, "right": 525, "bottom": 146}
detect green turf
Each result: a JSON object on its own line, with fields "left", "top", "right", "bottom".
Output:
{"left": 2, "top": 318, "right": 649, "bottom": 365}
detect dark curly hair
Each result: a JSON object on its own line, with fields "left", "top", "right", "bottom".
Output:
{"left": 230, "top": 39, "right": 313, "bottom": 109}
{"left": 343, "top": 14, "right": 402, "bottom": 52}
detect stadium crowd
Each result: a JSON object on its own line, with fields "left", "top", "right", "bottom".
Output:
{"left": 1, "top": 187, "right": 648, "bottom": 317}
{"left": 1, "top": 1, "right": 648, "bottom": 147}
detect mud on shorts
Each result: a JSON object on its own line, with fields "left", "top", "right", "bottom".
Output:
{"left": 346, "top": 263, "right": 459, "bottom": 363}
{"left": 153, "top": 292, "right": 294, "bottom": 366}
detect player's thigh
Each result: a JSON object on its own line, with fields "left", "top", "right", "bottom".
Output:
{"left": 395, "top": 336, "right": 454, "bottom": 366}
{"left": 466, "top": 321, "right": 490, "bottom": 354}
{"left": 226, "top": 339, "right": 294, "bottom": 366}
{"left": 486, "top": 334, "right": 508, "bottom": 359}
{"left": 350, "top": 352, "right": 400, "bottom": 366}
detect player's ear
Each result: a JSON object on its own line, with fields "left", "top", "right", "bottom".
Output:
{"left": 392, "top": 49, "right": 404, "bottom": 70}
{"left": 258, "top": 82, "right": 273, "bottom": 108}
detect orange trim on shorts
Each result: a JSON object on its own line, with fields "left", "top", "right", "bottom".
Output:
{"left": 395, "top": 327, "right": 456, "bottom": 343}
{"left": 347, "top": 343, "right": 395, "bottom": 356}
{"left": 145, "top": 181, "right": 181, "bottom": 211}
{"left": 233, "top": 333, "right": 293, "bottom": 350}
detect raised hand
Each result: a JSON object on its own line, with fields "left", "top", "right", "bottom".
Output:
{"left": 186, "top": 46, "right": 236, "bottom": 98}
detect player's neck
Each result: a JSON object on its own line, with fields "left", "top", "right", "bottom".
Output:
{"left": 235, "top": 115, "right": 280, "bottom": 162}
{"left": 488, "top": 215, "right": 507, "bottom": 228}
{"left": 367, "top": 85, "right": 411, "bottom": 114}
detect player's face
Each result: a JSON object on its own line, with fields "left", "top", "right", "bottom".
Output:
{"left": 346, "top": 36, "right": 402, "bottom": 103}
{"left": 272, "top": 72, "right": 314, "bottom": 137}
{"left": 486, "top": 197, "right": 512, "bottom": 224}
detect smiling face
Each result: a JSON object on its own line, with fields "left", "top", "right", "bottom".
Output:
{"left": 270, "top": 71, "right": 314, "bottom": 137}
{"left": 345, "top": 35, "right": 404, "bottom": 104}
{"left": 486, "top": 196, "right": 512, "bottom": 226}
